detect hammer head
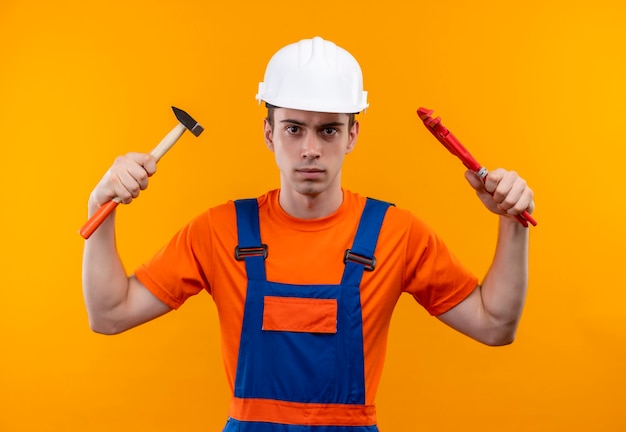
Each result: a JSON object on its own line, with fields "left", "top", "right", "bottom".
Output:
{"left": 172, "top": 106, "right": 204, "bottom": 137}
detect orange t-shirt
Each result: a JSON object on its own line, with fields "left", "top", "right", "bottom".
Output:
{"left": 135, "top": 189, "right": 478, "bottom": 405}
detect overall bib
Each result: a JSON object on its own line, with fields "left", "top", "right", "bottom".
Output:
{"left": 223, "top": 198, "right": 391, "bottom": 432}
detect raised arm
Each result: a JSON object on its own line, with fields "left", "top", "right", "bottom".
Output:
{"left": 82, "top": 152, "right": 172, "bottom": 335}
{"left": 437, "top": 168, "right": 534, "bottom": 346}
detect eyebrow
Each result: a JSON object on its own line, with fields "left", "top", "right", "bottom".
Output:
{"left": 280, "top": 119, "right": 345, "bottom": 128}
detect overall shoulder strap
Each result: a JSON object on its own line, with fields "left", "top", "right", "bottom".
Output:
{"left": 234, "top": 199, "right": 267, "bottom": 281}
{"left": 341, "top": 197, "right": 393, "bottom": 285}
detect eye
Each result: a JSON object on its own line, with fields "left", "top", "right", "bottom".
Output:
{"left": 322, "top": 128, "right": 337, "bottom": 136}
{"left": 286, "top": 125, "right": 300, "bottom": 134}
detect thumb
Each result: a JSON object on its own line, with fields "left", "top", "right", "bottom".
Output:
{"left": 464, "top": 170, "right": 485, "bottom": 192}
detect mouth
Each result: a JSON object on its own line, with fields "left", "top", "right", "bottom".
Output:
{"left": 295, "top": 167, "right": 325, "bottom": 179}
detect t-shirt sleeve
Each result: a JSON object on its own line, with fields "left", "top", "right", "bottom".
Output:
{"left": 134, "top": 211, "right": 213, "bottom": 310}
{"left": 403, "top": 215, "right": 479, "bottom": 316}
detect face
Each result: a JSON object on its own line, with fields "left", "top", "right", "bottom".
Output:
{"left": 264, "top": 108, "right": 359, "bottom": 199}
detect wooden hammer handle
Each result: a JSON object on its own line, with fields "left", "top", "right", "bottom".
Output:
{"left": 79, "top": 122, "right": 187, "bottom": 239}
{"left": 150, "top": 123, "right": 186, "bottom": 162}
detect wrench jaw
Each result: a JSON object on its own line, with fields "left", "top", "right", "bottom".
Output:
{"left": 417, "top": 108, "right": 461, "bottom": 160}
{"left": 417, "top": 108, "right": 445, "bottom": 136}
{"left": 417, "top": 107, "right": 434, "bottom": 120}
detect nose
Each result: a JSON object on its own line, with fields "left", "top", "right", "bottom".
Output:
{"left": 301, "top": 134, "right": 321, "bottom": 159}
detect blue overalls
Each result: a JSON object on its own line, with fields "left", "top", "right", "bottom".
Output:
{"left": 223, "top": 198, "right": 391, "bottom": 432}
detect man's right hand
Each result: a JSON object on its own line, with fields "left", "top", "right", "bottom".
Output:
{"left": 88, "top": 152, "right": 157, "bottom": 214}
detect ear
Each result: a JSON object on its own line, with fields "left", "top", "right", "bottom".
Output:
{"left": 345, "top": 120, "right": 360, "bottom": 154}
{"left": 264, "top": 118, "right": 275, "bottom": 152}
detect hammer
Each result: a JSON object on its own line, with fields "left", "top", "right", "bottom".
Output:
{"left": 79, "top": 106, "right": 204, "bottom": 239}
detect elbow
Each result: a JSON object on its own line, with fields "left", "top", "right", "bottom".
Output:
{"left": 481, "top": 324, "right": 518, "bottom": 346}
{"left": 87, "top": 314, "right": 126, "bottom": 336}
{"left": 88, "top": 322, "right": 120, "bottom": 336}
{"left": 90, "top": 324, "right": 122, "bottom": 336}
{"left": 483, "top": 334, "right": 516, "bottom": 347}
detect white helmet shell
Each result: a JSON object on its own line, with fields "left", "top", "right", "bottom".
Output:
{"left": 256, "top": 37, "right": 368, "bottom": 113}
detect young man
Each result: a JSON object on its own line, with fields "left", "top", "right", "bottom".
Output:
{"left": 82, "top": 37, "right": 534, "bottom": 431}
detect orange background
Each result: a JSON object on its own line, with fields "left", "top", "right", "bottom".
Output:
{"left": 1, "top": 0, "right": 625, "bottom": 431}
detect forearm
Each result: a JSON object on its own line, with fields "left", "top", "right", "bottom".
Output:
{"left": 81, "top": 204, "right": 130, "bottom": 333}
{"left": 479, "top": 215, "right": 529, "bottom": 341}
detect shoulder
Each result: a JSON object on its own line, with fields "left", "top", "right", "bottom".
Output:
{"left": 351, "top": 193, "right": 439, "bottom": 250}
{"left": 202, "top": 190, "right": 277, "bottom": 225}
{"left": 349, "top": 192, "right": 430, "bottom": 234}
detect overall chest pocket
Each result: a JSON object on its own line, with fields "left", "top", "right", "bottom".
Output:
{"left": 260, "top": 296, "right": 339, "bottom": 402}
{"left": 263, "top": 296, "right": 337, "bottom": 333}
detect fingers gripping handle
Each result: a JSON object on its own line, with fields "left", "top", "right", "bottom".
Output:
{"left": 475, "top": 169, "right": 536, "bottom": 227}
{"left": 79, "top": 123, "right": 187, "bottom": 239}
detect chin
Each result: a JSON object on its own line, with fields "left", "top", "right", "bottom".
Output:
{"left": 295, "top": 182, "right": 326, "bottom": 196}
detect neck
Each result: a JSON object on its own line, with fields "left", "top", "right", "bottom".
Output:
{"left": 278, "top": 187, "right": 344, "bottom": 219}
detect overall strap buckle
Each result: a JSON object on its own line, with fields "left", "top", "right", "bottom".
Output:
{"left": 343, "top": 249, "right": 376, "bottom": 271}
{"left": 235, "top": 245, "right": 268, "bottom": 261}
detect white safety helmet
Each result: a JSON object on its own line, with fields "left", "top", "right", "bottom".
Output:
{"left": 256, "top": 37, "right": 368, "bottom": 114}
